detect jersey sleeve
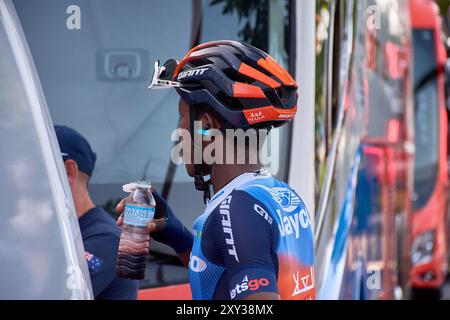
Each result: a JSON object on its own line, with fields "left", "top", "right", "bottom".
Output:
{"left": 211, "top": 190, "right": 280, "bottom": 300}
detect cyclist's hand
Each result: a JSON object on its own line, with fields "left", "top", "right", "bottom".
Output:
{"left": 115, "top": 194, "right": 166, "bottom": 234}
{"left": 116, "top": 189, "right": 193, "bottom": 254}
{"left": 115, "top": 198, "right": 126, "bottom": 226}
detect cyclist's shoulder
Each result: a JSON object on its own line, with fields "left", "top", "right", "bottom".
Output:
{"left": 206, "top": 186, "right": 276, "bottom": 228}
{"left": 237, "top": 174, "right": 293, "bottom": 191}
{"left": 236, "top": 176, "right": 306, "bottom": 209}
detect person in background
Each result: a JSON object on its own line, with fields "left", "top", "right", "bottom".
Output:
{"left": 55, "top": 125, "right": 139, "bottom": 300}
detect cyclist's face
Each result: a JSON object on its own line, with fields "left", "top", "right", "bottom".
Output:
{"left": 178, "top": 98, "right": 220, "bottom": 176}
{"left": 178, "top": 98, "right": 195, "bottom": 176}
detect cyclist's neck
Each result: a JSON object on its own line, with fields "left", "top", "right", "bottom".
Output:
{"left": 210, "top": 163, "right": 263, "bottom": 194}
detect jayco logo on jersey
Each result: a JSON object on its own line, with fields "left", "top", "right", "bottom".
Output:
{"left": 190, "top": 255, "right": 207, "bottom": 273}
{"left": 276, "top": 208, "right": 310, "bottom": 239}
{"left": 255, "top": 185, "right": 309, "bottom": 238}
{"left": 258, "top": 186, "right": 301, "bottom": 213}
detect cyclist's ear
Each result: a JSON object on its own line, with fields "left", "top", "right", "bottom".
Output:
{"left": 199, "top": 110, "right": 221, "bottom": 131}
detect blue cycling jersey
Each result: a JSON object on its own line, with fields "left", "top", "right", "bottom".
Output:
{"left": 189, "top": 171, "right": 315, "bottom": 300}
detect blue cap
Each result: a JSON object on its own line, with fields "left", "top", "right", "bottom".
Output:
{"left": 54, "top": 125, "right": 97, "bottom": 177}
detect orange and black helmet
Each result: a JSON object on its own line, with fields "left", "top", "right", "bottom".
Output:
{"left": 151, "top": 40, "right": 299, "bottom": 129}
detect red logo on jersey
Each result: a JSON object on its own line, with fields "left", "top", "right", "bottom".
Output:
{"left": 278, "top": 254, "right": 316, "bottom": 300}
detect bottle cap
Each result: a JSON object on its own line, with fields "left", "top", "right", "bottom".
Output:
{"left": 122, "top": 182, "right": 136, "bottom": 193}
{"left": 122, "top": 181, "right": 152, "bottom": 192}
{"left": 136, "top": 180, "right": 152, "bottom": 189}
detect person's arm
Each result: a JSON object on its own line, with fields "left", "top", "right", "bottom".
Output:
{"left": 177, "top": 249, "right": 191, "bottom": 268}
{"left": 212, "top": 191, "right": 280, "bottom": 300}
{"left": 84, "top": 232, "right": 136, "bottom": 299}
{"left": 244, "top": 292, "right": 280, "bottom": 300}
{"left": 116, "top": 190, "right": 193, "bottom": 267}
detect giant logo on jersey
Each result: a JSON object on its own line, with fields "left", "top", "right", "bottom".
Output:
{"left": 220, "top": 195, "right": 239, "bottom": 262}
{"left": 257, "top": 186, "right": 301, "bottom": 213}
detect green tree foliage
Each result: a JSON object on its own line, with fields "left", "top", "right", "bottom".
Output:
{"left": 437, "top": 0, "right": 450, "bottom": 17}
{"left": 210, "top": 0, "right": 269, "bottom": 51}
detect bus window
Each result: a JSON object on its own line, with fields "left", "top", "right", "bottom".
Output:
{"left": 315, "top": 0, "right": 348, "bottom": 203}
{"left": 412, "top": 29, "right": 439, "bottom": 211}
{"left": 13, "top": 0, "right": 293, "bottom": 223}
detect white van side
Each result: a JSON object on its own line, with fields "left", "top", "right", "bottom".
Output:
{"left": 0, "top": 0, "right": 92, "bottom": 299}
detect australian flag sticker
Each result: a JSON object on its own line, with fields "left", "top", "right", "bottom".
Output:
{"left": 85, "top": 251, "right": 103, "bottom": 274}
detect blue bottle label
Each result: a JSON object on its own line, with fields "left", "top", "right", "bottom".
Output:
{"left": 124, "top": 204, "right": 155, "bottom": 227}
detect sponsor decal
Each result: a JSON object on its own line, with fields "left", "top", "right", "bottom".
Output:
{"left": 177, "top": 67, "right": 209, "bottom": 80}
{"left": 230, "top": 275, "right": 270, "bottom": 299}
{"left": 276, "top": 208, "right": 310, "bottom": 239}
{"left": 278, "top": 113, "right": 295, "bottom": 119}
{"left": 292, "top": 267, "right": 315, "bottom": 297}
{"left": 190, "top": 255, "right": 207, "bottom": 273}
{"left": 257, "top": 186, "right": 301, "bottom": 213}
{"left": 253, "top": 203, "right": 273, "bottom": 224}
{"left": 256, "top": 185, "right": 310, "bottom": 239}
{"left": 246, "top": 111, "right": 265, "bottom": 123}
{"left": 220, "top": 196, "right": 239, "bottom": 262}
{"left": 209, "top": 190, "right": 225, "bottom": 204}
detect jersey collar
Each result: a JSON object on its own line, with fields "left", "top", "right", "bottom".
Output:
{"left": 204, "top": 170, "right": 271, "bottom": 214}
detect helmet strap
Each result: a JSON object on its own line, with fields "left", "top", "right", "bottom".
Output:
{"left": 194, "top": 165, "right": 211, "bottom": 204}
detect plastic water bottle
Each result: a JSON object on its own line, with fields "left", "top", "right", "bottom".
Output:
{"left": 116, "top": 181, "right": 155, "bottom": 280}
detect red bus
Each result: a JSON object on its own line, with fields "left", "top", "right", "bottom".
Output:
{"left": 409, "top": 0, "right": 449, "bottom": 299}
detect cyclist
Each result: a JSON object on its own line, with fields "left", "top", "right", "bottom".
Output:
{"left": 117, "top": 40, "right": 315, "bottom": 300}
